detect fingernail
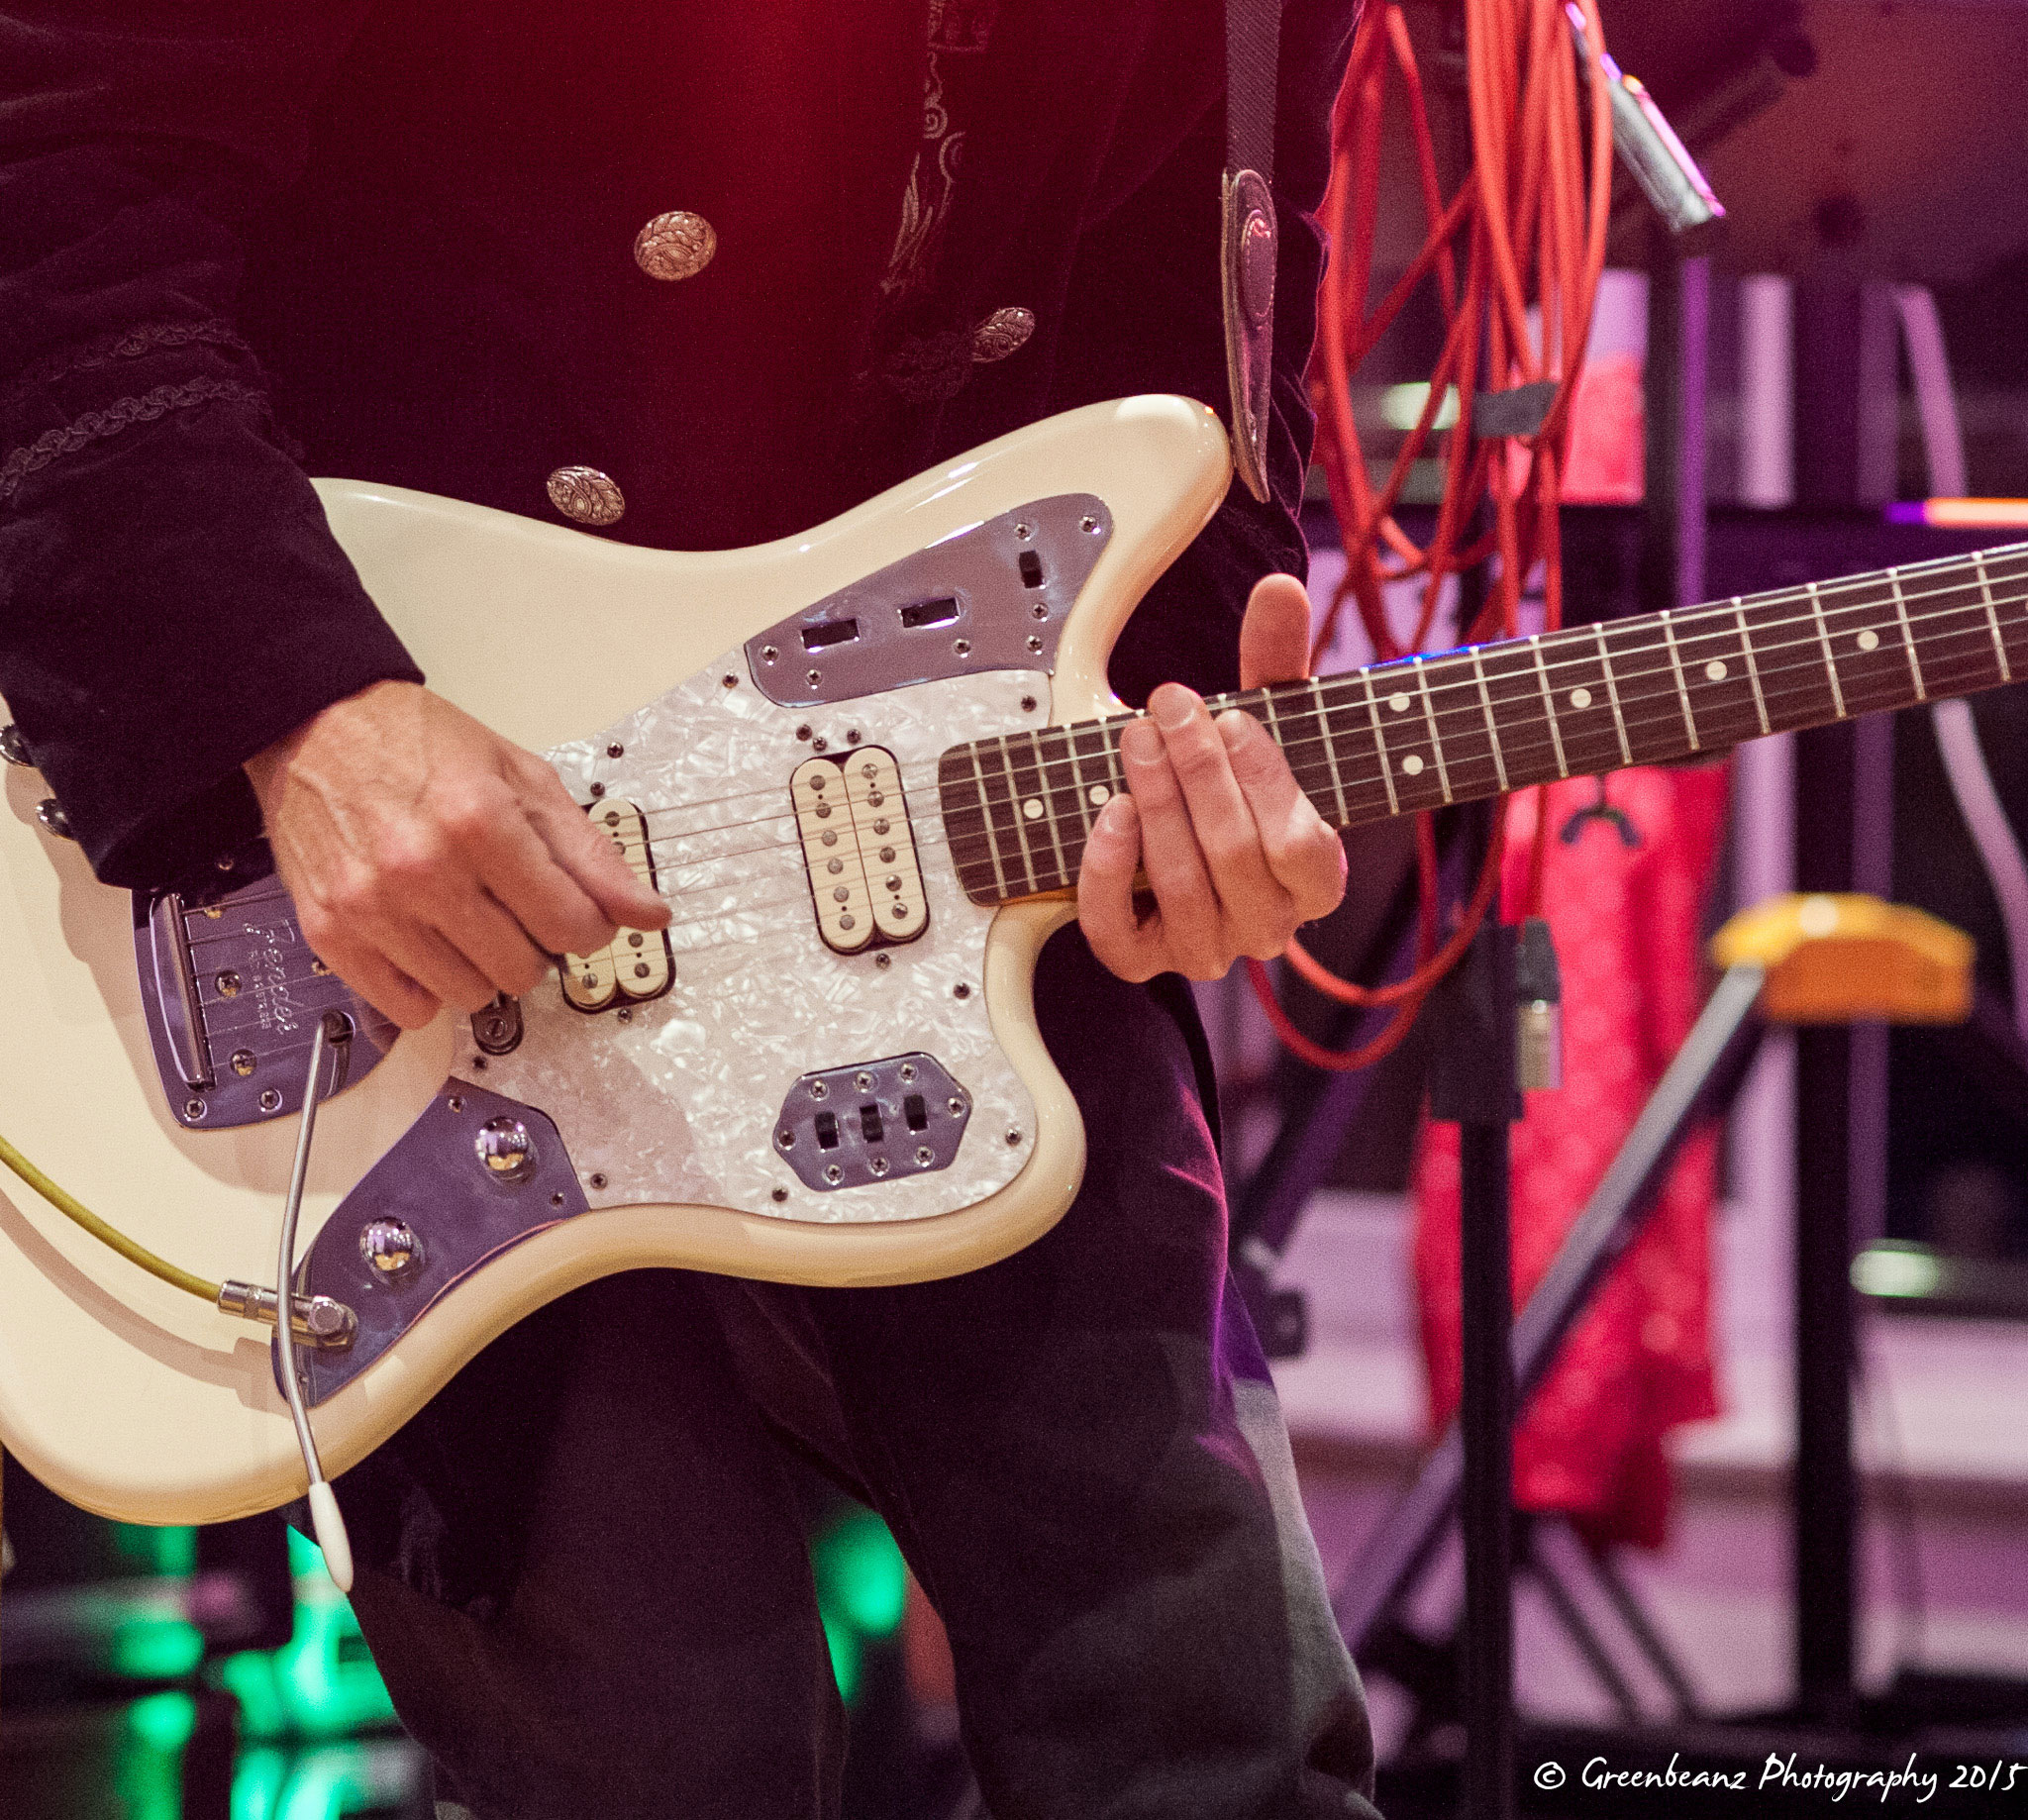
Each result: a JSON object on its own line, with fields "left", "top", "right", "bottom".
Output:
{"left": 1150, "top": 685, "right": 1199, "bottom": 732}
{"left": 1216, "top": 708, "right": 1254, "bottom": 750}
{"left": 1099, "top": 794, "right": 1137, "bottom": 834}
{"left": 1120, "top": 718, "right": 1163, "bottom": 762}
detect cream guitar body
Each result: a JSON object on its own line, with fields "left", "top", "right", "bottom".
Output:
{"left": 0, "top": 395, "right": 1235, "bottom": 1527}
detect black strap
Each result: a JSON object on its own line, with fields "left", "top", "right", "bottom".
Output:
{"left": 1226, "top": 0, "right": 1283, "bottom": 184}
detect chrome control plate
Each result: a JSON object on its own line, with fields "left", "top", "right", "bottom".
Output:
{"left": 743, "top": 494, "right": 1110, "bottom": 708}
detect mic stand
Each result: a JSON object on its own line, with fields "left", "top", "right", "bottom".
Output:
{"left": 1427, "top": 796, "right": 1521, "bottom": 1820}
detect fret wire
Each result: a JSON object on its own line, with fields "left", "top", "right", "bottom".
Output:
{"left": 966, "top": 745, "right": 1009, "bottom": 900}
{"left": 1594, "top": 622, "right": 1633, "bottom": 766}
{"left": 1888, "top": 567, "right": 1927, "bottom": 701}
{"left": 1065, "top": 726, "right": 1095, "bottom": 837}
{"left": 1975, "top": 553, "right": 2012, "bottom": 684}
{"left": 1309, "top": 676, "right": 1352, "bottom": 822}
{"left": 995, "top": 734, "right": 1040, "bottom": 894}
{"left": 1470, "top": 648, "right": 1508, "bottom": 791}
{"left": 1659, "top": 609, "right": 1698, "bottom": 752}
{"left": 1732, "top": 600, "right": 1773, "bottom": 734}
{"left": 1971, "top": 552, "right": 2019, "bottom": 685}
{"left": 1411, "top": 655, "right": 1453, "bottom": 802}
{"left": 1527, "top": 634, "right": 1569, "bottom": 776}
{"left": 1804, "top": 581, "right": 1847, "bottom": 720}
{"left": 1033, "top": 731, "right": 1069, "bottom": 888}
{"left": 1361, "top": 668, "right": 1401, "bottom": 814}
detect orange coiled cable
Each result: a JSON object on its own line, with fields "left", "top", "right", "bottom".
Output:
{"left": 1253, "top": 0, "right": 1611, "bottom": 1069}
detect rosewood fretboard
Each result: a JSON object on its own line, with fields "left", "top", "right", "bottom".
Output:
{"left": 937, "top": 542, "right": 2028, "bottom": 906}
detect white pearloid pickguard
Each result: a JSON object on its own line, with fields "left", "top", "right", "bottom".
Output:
{"left": 477, "top": 657, "right": 1051, "bottom": 1223}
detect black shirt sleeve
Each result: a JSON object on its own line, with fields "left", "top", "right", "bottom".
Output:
{"left": 0, "top": 4, "right": 421, "bottom": 887}
{"left": 1045, "top": 0, "right": 1357, "bottom": 707}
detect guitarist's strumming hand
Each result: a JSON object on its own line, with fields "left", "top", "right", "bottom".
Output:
{"left": 246, "top": 680, "right": 669, "bottom": 1031}
{"left": 1078, "top": 573, "right": 1348, "bottom": 983}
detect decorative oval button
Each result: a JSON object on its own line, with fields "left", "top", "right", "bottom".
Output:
{"left": 633, "top": 210, "right": 718, "bottom": 282}
{"left": 970, "top": 306, "right": 1035, "bottom": 364}
{"left": 547, "top": 465, "right": 626, "bottom": 527}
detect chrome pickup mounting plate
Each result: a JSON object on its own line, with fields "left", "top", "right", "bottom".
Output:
{"left": 774, "top": 1053, "right": 971, "bottom": 1191}
{"left": 743, "top": 493, "right": 1112, "bottom": 708}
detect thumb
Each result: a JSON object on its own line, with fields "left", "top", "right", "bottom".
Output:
{"left": 1239, "top": 571, "right": 1315, "bottom": 690}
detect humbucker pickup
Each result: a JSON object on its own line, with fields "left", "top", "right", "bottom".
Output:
{"left": 560, "top": 798, "right": 672, "bottom": 1012}
{"left": 790, "top": 748, "right": 928, "bottom": 955}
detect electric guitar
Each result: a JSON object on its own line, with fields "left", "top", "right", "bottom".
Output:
{"left": 2, "top": 394, "right": 2023, "bottom": 1530}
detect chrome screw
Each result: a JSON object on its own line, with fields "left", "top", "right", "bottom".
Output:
{"left": 258, "top": 1088, "right": 282, "bottom": 1113}
{"left": 1006, "top": 1128, "right": 1023, "bottom": 1146}
{"left": 915, "top": 1147, "right": 935, "bottom": 1166}
{"left": 231, "top": 1050, "right": 256, "bottom": 1078}
{"left": 824, "top": 1163, "right": 844, "bottom": 1184}
{"left": 1080, "top": 514, "right": 1101, "bottom": 533}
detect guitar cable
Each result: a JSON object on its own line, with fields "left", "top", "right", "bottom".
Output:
{"left": 0, "top": 1018, "right": 358, "bottom": 1587}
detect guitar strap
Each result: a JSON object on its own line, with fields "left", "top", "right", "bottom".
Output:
{"left": 1221, "top": 0, "right": 1284, "bottom": 503}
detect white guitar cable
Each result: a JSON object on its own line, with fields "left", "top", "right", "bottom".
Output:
{"left": 274, "top": 1012, "right": 355, "bottom": 1592}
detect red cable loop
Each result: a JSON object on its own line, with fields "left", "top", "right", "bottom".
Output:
{"left": 1252, "top": 0, "right": 1612, "bottom": 1068}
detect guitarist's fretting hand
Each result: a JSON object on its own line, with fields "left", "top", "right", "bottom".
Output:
{"left": 1078, "top": 573, "right": 1348, "bottom": 983}
{"left": 246, "top": 680, "right": 670, "bottom": 1030}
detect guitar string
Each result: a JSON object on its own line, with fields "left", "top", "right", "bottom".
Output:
{"left": 609, "top": 548, "right": 2028, "bottom": 827}
{"left": 599, "top": 556, "right": 2028, "bottom": 838}
{"left": 186, "top": 618, "right": 2017, "bottom": 985}
{"left": 186, "top": 629, "right": 2023, "bottom": 1042}
{"left": 179, "top": 560, "right": 2028, "bottom": 946}
{"left": 184, "top": 556, "right": 2028, "bottom": 923}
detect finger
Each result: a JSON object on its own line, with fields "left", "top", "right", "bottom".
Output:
{"left": 312, "top": 937, "right": 441, "bottom": 1032}
{"left": 1075, "top": 794, "right": 1167, "bottom": 983}
{"left": 1218, "top": 708, "right": 1349, "bottom": 922}
{"left": 1146, "top": 686, "right": 1285, "bottom": 950}
{"left": 1121, "top": 708, "right": 1229, "bottom": 978}
{"left": 377, "top": 918, "right": 500, "bottom": 1017}
{"left": 436, "top": 888, "right": 556, "bottom": 999}
{"left": 518, "top": 760, "right": 671, "bottom": 931}
{"left": 472, "top": 808, "right": 626, "bottom": 958}
{"left": 1239, "top": 571, "right": 1315, "bottom": 690}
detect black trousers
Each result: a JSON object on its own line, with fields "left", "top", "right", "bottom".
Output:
{"left": 333, "top": 931, "right": 1380, "bottom": 1819}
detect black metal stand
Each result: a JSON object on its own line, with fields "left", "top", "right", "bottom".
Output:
{"left": 1335, "top": 962, "right": 1767, "bottom": 1657}
{"left": 1427, "top": 818, "right": 1520, "bottom": 1820}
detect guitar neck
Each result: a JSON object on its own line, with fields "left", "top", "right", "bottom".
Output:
{"left": 939, "top": 541, "right": 2028, "bottom": 906}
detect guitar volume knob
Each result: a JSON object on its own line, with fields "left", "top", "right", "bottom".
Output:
{"left": 474, "top": 1116, "right": 537, "bottom": 1182}
{"left": 359, "top": 1219, "right": 424, "bottom": 1282}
